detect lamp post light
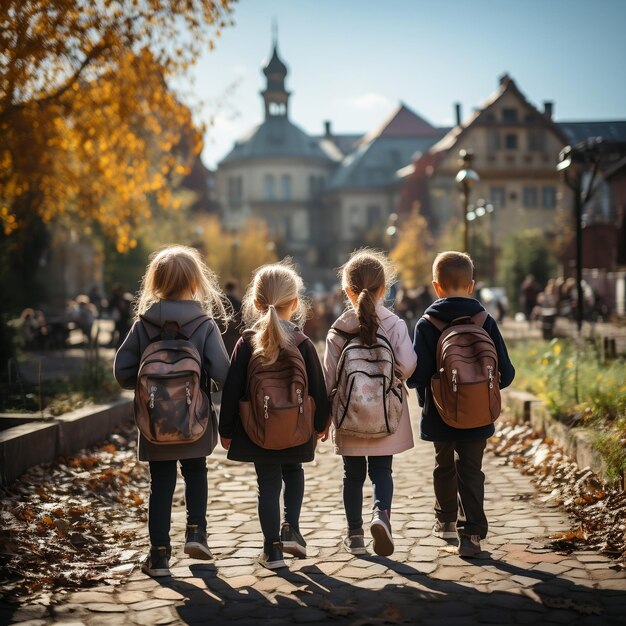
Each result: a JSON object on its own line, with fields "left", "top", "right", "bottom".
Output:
{"left": 455, "top": 149, "right": 480, "bottom": 253}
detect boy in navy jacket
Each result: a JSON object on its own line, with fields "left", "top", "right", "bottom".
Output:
{"left": 408, "top": 251, "right": 515, "bottom": 557}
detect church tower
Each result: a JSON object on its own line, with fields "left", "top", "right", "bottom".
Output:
{"left": 261, "top": 29, "right": 290, "bottom": 119}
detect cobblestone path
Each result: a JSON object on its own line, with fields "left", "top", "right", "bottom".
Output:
{"left": 4, "top": 395, "right": 626, "bottom": 626}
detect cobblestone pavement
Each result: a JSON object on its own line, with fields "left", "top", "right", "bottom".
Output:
{"left": 3, "top": 395, "right": 626, "bottom": 626}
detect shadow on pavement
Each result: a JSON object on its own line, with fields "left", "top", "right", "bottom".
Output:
{"left": 140, "top": 555, "right": 625, "bottom": 626}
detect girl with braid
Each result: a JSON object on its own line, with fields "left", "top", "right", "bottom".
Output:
{"left": 323, "top": 249, "right": 416, "bottom": 557}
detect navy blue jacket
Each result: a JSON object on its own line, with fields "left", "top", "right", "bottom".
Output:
{"left": 407, "top": 297, "right": 515, "bottom": 442}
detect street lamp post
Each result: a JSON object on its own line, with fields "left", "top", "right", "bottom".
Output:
{"left": 556, "top": 140, "right": 602, "bottom": 334}
{"left": 455, "top": 149, "right": 480, "bottom": 253}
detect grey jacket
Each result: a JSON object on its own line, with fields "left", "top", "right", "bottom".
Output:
{"left": 114, "top": 300, "right": 230, "bottom": 461}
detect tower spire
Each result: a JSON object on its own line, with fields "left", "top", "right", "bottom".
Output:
{"left": 261, "top": 28, "right": 290, "bottom": 120}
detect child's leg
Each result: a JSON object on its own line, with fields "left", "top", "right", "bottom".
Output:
{"left": 455, "top": 440, "right": 488, "bottom": 538}
{"left": 180, "top": 457, "right": 208, "bottom": 530}
{"left": 254, "top": 462, "right": 283, "bottom": 543}
{"left": 147, "top": 460, "right": 177, "bottom": 547}
{"left": 367, "top": 455, "right": 393, "bottom": 512}
{"left": 342, "top": 456, "right": 367, "bottom": 530}
{"left": 281, "top": 463, "right": 304, "bottom": 531}
{"left": 432, "top": 442, "right": 458, "bottom": 523}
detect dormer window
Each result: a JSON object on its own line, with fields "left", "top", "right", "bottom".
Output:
{"left": 502, "top": 108, "right": 518, "bottom": 123}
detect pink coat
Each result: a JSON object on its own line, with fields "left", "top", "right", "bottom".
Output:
{"left": 323, "top": 305, "right": 417, "bottom": 456}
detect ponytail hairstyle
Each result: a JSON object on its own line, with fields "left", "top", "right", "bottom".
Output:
{"left": 134, "top": 244, "right": 231, "bottom": 326}
{"left": 340, "top": 248, "right": 397, "bottom": 345}
{"left": 241, "top": 258, "right": 309, "bottom": 364}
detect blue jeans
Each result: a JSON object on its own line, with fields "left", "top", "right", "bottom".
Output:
{"left": 342, "top": 455, "right": 393, "bottom": 531}
{"left": 148, "top": 457, "right": 207, "bottom": 547}
{"left": 254, "top": 462, "right": 304, "bottom": 544}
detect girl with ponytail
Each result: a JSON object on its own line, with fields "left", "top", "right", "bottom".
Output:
{"left": 219, "top": 260, "right": 330, "bottom": 570}
{"left": 323, "top": 249, "right": 417, "bottom": 557}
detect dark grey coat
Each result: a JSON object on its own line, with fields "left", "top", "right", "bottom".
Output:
{"left": 114, "top": 300, "right": 230, "bottom": 461}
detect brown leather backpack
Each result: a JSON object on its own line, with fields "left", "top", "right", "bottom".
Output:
{"left": 239, "top": 330, "right": 315, "bottom": 450}
{"left": 134, "top": 320, "right": 217, "bottom": 447}
{"left": 425, "top": 311, "right": 501, "bottom": 429}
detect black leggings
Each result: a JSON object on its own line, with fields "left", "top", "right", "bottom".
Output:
{"left": 254, "top": 462, "right": 304, "bottom": 543}
{"left": 148, "top": 457, "right": 208, "bottom": 547}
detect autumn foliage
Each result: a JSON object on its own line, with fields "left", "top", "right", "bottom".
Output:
{"left": 0, "top": 0, "right": 235, "bottom": 250}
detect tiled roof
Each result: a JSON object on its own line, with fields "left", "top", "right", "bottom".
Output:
{"left": 327, "top": 135, "right": 444, "bottom": 190}
{"left": 420, "top": 74, "right": 568, "bottom": 160}
{"left": 558, "top": 121, "right": 626, "bottom": 145}
{"left": 219, "top": 116, "right": 339, "bottom": 164}
{"left": 358, "top": 103, "right": 442, "bottom": 145}
{"left": 327, "top": 103, "right": 446, "bottom": 190}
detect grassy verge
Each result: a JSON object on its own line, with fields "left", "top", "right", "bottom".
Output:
{"left": 1, "top": 355, "right": 120, "bottom": 417}
{"left": 508, "top": 337, "right": 626, "bottom": 482}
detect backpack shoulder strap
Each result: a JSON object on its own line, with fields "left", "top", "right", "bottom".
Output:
{"left": 422, "top": 313, "right": 447, "bottom": 333}
{"left": 471, "top": 310, "right": 489, "bottom": 328}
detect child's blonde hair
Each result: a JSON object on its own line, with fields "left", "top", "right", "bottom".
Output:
{"left": 134, "top": 244, "right": 230, "bottom": 323}
{"left": 241, "top": 259, "right": 309, "bottom": 364}
{"left": 340, "top": 248, "right": 396, "bottom": 345}
{"left": 432, "top": 251, "right": 474, "bottom": 292}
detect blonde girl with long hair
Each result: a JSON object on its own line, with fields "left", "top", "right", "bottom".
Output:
{"left": 219, "top": 260, "right": 330, "bottom": 569}
{"left": 114, "top": 245, "right": 231, "bottom": 577}
{"left": 323, "top": 249, "right": 417, "bottom": 557}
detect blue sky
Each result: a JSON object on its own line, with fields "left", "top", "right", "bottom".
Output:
{"left": 187, "top": 0, "right": 626, "bottom": 168}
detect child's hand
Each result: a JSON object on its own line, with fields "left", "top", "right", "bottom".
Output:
{"left": 220, "top": 437, "right": 231, "bottom": 450}
{"left": 317, "top": 427, "right": 330, "bottom": 442}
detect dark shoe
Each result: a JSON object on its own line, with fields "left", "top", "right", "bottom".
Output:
{"left": 280, "top": 523, "right": 307, "bottom": 558}
{"left": 141, "top": 545, "right": 171, "bottom": 577}
{"left": 370, "top": 509, "right": 394, "bottom": 557}
{"left": 184, "top": 524, "right": 213, "bottom": 560}
{"left": 259, "top": 541, "right": 286, "bottom": 570}
{"left": 343, "top": 528, "right": 366, "bottom": 555}
{"left": 458, "top": 534, "right": 482, "bottom": 557}
{"left": 433, "top": 520, "right": 458, "bottom": 540}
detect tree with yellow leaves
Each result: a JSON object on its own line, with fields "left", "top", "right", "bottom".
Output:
{"left": 389, "top": 209, "right": 434, "bottom": 290}
{"left": 0, "top": 0, "right": 235, "bottom": 308}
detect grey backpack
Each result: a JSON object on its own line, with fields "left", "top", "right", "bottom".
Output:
{"left": 330, "top": 327, "right": 404, "bottom": 438}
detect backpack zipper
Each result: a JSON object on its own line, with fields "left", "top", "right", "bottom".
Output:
{"left": 264, "top": 395, "right": 270, "bottom": 419}
{"left": 296, "top": 388, "right": 303, "bottom": 413}
{"left": 185, "top": 381, "right": 191, "bottom": 405}
{"left": 487, "top": 365, "right": 494, "bottom": 389}
{"left": 451, "top": 368, "right": 458, "bottom": 392}
{"left": 149, "top": 385, "right": 157, "bottom": 409}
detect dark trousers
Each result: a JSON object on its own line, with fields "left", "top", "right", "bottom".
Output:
{"left": 433, "top": 440, "right": 488, "bottom": 538}
{"left": 254, "top": 462, "right": 304, "bottom": 544}
{"left": 342, "top": 455, "right": 393, "bottom": 531}
{"left": 148, "top": 457, "right": 208, "bottom": 547}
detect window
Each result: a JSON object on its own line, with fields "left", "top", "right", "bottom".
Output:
{"left": 542, "top": 186, "right": 557, "bottom": 208}
{"left": 264, "top": 174, "right": 275, "bottom": 200}
{"left": 490, "top": 186, "right": 506, "bottom": 209}
{"left": 504, "top": 133, "right": 518, "bottom": 149}
{"left": 502, "top": 108, "right": 518, "bottom": 123}
{"left": 528, "top": 129, "right": 546, "bottom": 152}
{"left": 281, "top": 174, "right": 292, "bottom": 200}
{"left": 523, "top": 186, "right": 538, "bottom": 208}
{"left": 228, "top": 176, "right": 242, "bottom": 208}
{"left": 487, "top": 129, "right": 501, "bottom": 151}
{"left": 366, "top": 205, "right": 381, "bottom": 229}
